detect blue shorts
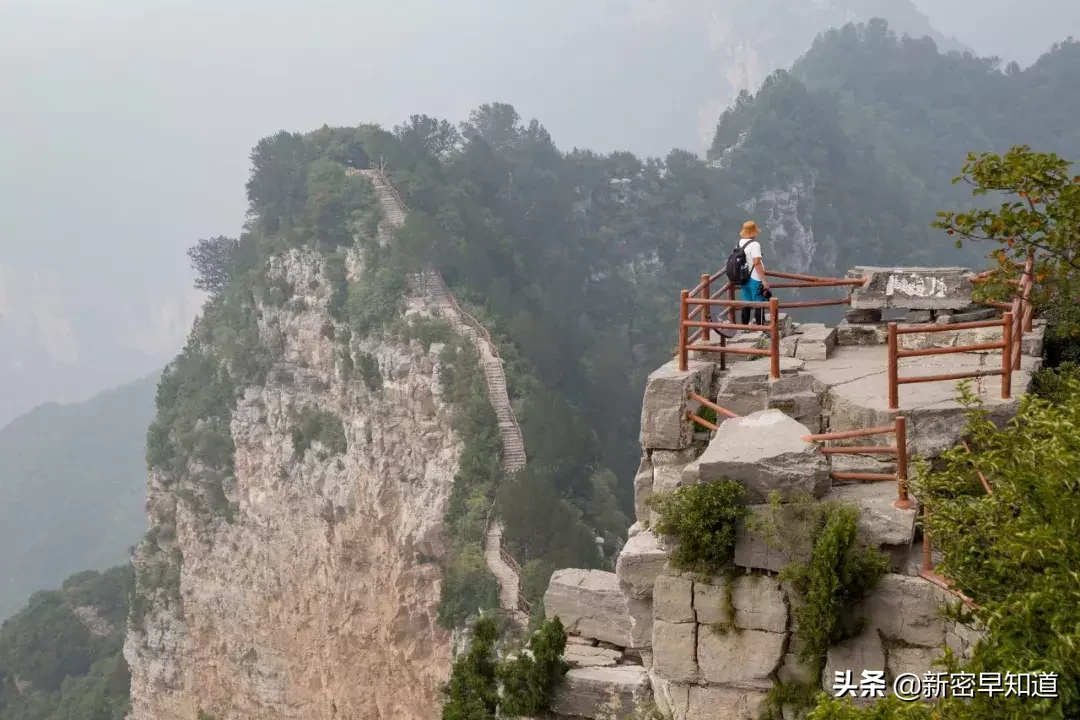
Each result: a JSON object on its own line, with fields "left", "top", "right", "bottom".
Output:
{"left": 740, "top": 278, "right": 766, "bottom": 303}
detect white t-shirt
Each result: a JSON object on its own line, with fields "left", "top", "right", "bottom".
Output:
{"left": 739, "top": 238, "right": 764, "bottom": 282}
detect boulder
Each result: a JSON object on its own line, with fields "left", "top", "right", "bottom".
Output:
{"left": 696, "top": 626, "right": 786, "bottom": 688}
{"left": 550, "top": 666, "right": 652, "bottom": 719}
{"left": 652, "top": 448, "right": 699, "bottom": 496}
{"left": 794, "top": 323, "right": 838, "bottom": 361}
{"left": 545, "top": 569, "right": 652, "bottom": 648}
{"left": 640, "top": 360, "right": 715, "bottom": 450}
{"left": 615, "top": 530, "right": 667, "bottom": 598}
{"left": 653, "top": 679, "right": 769, "bottom": 720}
{"left": 888, "top": 646, "right": 945, "bottom": 680}
{"left": 565, "top": 644, "right": 623, "bottom": 668}
{"left": 693, "top": 575, "right": 787, "bottom": 633}
{"left": 836, "top": 320, "right": 888, "bottom": 347}
{"left": 633, "top": 456, "right": 654, "bottom": 523}
{"left": 823, "top": 483, "right": 917, "bottom": 548}
{"left": 860, "top": 574, "right": 948, "bottom": 647}
{"left": 824, "top": 629, "right": 885, "bottom": 689}
{"left": 653, "top": 573, "right": 694, "bottom": 624}
{"left": 685, "top": 410, "right": 829, "bottom": 503}
{"left": 652, "top": 620, "right": 698, "bottom": 682}
{"left": 849, "top": 267, "right": 974, "bottom": 311}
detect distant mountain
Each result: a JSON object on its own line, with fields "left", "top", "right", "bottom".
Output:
{"left": 0, "top": 372, "right": 156, "bottom": 621}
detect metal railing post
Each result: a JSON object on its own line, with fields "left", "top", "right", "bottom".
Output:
{"left": 769, "top": 297, "right": 780, "bottom": 380}
{"left": 678, "top": 290, "right": 689, "bottom": 372}
{"left": 1001, "top": 312, "right": 1013, "bottom": 399}
{"left": 894, "top": 416, "right": 914, "bottom": 510}
{"left": 701, "top": 274, "right": 711, "bottom": 343}
{"left": 888, "top": 322, "right": 900, "bottom": 410}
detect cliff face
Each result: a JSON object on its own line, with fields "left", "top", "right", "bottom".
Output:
{"left": 124, "top": 248, "right": 457, "bottom": 720}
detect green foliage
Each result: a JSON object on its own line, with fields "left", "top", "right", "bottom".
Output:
{"left": 908, "top": 380, "right": 1080, "bottom": 719}
{"left": 709, "top": 570, "right": 739, "bottom": 636}
{"left": 648, "top": 480, "right": 749, "bottom": 575}
{"left": 0, "top": 567, "right": 132, "bottom": 720}
{"left": 807, "top": 694, "right": 932, "bottom": 719}
{"left": 441, "top": 616, "right": 500, "bottom": 720}
{"left": 323, "top": 252, "right": 349, "bottom": 321}
{"left": 498, "top": 617, "right": 569, "bottom": 717}
{"left": 441, "top": 616, "right": 568, "bottom": 719}
{"left": 345, "top": 266, "right": 406, "bottom": 337}
{"left": 933, "top": 146, "right": 1080, "bottom": 339}
{"left": 762, "top": 681, "right": 823, "bottom": 720}
{"left": 1031, "top": 361, "right": 1080, "bottom": 402}
{"left": 355, "top": 352, "right": 382, "bottom": 391}
{"left": 290, "top": 407, "right": 347, "bottom": 459}
{"left": 188, "top": 236, "right": 240, "bottom": 296}
{"left": 436, "top": 338, "right": 503, "bottom": 628}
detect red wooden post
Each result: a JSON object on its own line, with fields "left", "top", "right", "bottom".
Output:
{"left": 678, "top": 290, "right": 689, "bottom": 372}
{"left": 1001, "top": 312, "right": 1013, "bottom": 399}
{"left": 727, "top": 283, "right": 737, "bottom": 324}
{"left": 701, "top": 274, "right": 711, "bottom": 343}
{"left": 888, "top": 322, "right": 900, "bottom": 410}
{"left": 769, "top": 297, "right": 780, "bottom": 380}
{"left": 1024, "top": 252, "right": 1035, "bottom": 332}
{"left": 894, "top": 416, "right": 914, "bottom": 509}
{"left": 922, "top": 505, "right": 933, "bottom": 573}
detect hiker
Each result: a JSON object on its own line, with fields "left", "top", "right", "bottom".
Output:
{"left": 725, "top": 220, "right": 770, "bottom": 327}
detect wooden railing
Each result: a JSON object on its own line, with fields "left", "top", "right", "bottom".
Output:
{"left": 887, "top": 313, "right": 1014, "bottom": 410}
{"left": 677, "top": 270, "right": 867, "bottom": 377}
{"left": 971, "top": 253, "right": 1035, "bottom": 372}
{"left": 685, "top": 392, "right": 740, "bottom": 431}
{"left": 802, "top": 416, "right": 913, "bottom": 509}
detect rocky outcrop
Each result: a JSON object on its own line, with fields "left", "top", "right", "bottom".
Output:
{"left": 544, "top": 569, "right": 652, "bottom": 649}
{"left": 125, "top": 249, "right": 458, "bottom": 720}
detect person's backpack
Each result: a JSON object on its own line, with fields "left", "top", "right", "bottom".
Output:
{"left": 725, "top": 241, "right": 752, "bottom": 284}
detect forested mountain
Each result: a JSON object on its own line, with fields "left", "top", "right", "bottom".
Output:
{"left": 0, "top": 374, "right": 156, "bottom": 621}
{"left": 0, "top": 566, "right": 131, "bottom": 720}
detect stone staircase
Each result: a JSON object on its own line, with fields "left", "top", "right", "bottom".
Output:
{"left": 362, "top": 167, "right": 528, "bottom": 618}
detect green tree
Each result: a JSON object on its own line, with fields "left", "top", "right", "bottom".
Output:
{"left": 441, "top": 617, "right": 499, "bottom": 720}
{"left": 188, "top": 236, "right": 240, "bottom": 296}
{"left": 499, "top": 617, "right": 569, "bottom": 717}
{"left": 648, "top": 480, "right": 749, "bottom": 576}
{"left": 934, "top": 146, "right": 1080, "bottom": 341}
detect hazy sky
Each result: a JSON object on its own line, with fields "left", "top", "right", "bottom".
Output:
{"left": 1, "top": 0, "right": 1078, "bottom": 427}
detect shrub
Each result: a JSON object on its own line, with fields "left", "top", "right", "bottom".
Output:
{"left": 290, "top": 407, "right": 347, "bottom": 459}
{"left": 356, "top": 352, "right": 382, "bottom": 391}
{"left": 1030, "top": 361, "right": 1080, "bottom": 403}
{"left": 437, "top": 545, "right": 500, "bottom": 630}
{"left": 648, "top": 480, "right": 749, "bottom": 575}
{"left": 498, "top": 617, "right": 570, "bottom": 716}
{"left": 440, "top": 616, "right": 500, "bottom": 720}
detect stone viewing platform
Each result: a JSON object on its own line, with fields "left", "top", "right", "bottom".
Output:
{"left": 542, "top": 266, "right": 1035, "bottom": 719}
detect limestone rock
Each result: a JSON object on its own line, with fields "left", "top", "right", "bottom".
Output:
{"left": 550, "top": 666, "right": 652, "bottom": 719}
{"left": 849, "top": 267, "right": 974, "bottom": 310}
{"left": 545, "top": 569, "right": 652, "bottom": 648}
{"left": 633, "top": 456, "right": 654, "bottom": 523}
{"left": 951, "top": 307, "right": 997, "bottom": 323}
{"left": 905, "top": 310, "right": 933, "bottom": 323}
{"left": 861, "top": 574, "right": 948, "bottom": 647}
{"left": 825, "top": 629, "right": 885, "bottom": 688}
{"left": 565, "top": 644, "right": 623, "bottom": 668}
{"left": 795, "top": 323, "right": 838, "bottom": 361}
{"left": 778, "top": 636, "right": 818, "bottom": 686}
{"left": 652, "top": 448, "right": 699, "bottom": 496}
{"left": 824, "top": 483, "right": 917, "bottom": 548}
{"left": 651, "top": 678, "right": 767, "bottom": 720}
{"left": 686, "top": 410, "right": 829, "bottom": 503}
{"left": 696, "top": 626, "right": 786, "bottom": 688}
{"left": 652, "top": 620, "right": 698, "bottom": 682}
{"left": 768, "top": 392, "right": 822, "bottom": 434}
{"left": 653, "top": 574, "right": 694, "bottom": 624}
{"left": 694, "top": 575, "right": 787, "bottom": 633}
{"left": 615, "top": 530, "right": 667, "bottom": 599}
{"left": 945, "top": 620, "right": 983, "bottom": 660}
{"left": 888, "top": 646, "right": 945, "bottom": 680}
{"left": 836, "top": 320, "right": 888, "bottom": 346}
{"left": 640, "top": 360, "right": 714, "bottom": 450}
{"left": 733, "top": 504, "right": 812, "bottom": 573}
{"left": 845, "top": 308, "right": 883, "bottom": 323}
